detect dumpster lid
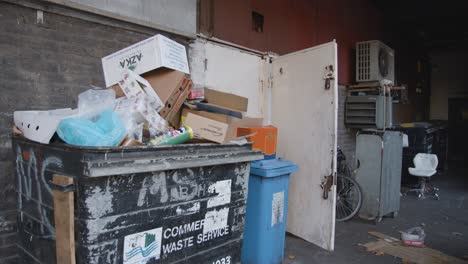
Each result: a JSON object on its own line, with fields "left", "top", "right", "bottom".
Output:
{"left": 250, "top": 159, "right": 298, "bottom": 177}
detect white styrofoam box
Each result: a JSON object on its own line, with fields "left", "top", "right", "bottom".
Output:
{"left": 102, "top": 34, "right": 190, "bottom": 87}
{"left": 14, "top": 109, "right": 78, "bottom": 144}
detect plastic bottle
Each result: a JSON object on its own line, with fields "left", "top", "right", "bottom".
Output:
{"left": 147, "top": 126, "right": 193, "bottom": 146}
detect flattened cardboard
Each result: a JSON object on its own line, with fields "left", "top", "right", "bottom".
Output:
{"left": 204, "top": 88, "right": 248, "bottom": 112}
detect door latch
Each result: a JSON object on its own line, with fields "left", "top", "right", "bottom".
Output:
{"left": 321, "top": 174, "right": 334, "bottom": 199}
{"left": 323, "top": 65, "right": 335, "bottom": 90}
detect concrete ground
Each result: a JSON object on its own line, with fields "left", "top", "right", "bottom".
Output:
{"left": 284, "top": 162, "right": 468, "bottom": 264}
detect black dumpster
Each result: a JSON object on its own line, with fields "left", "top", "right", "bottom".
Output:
{"left": 13, "top": 135, "right": 263, "bottom": 264}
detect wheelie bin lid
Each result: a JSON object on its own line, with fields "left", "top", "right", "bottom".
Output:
{"left": 250, "top": 158, "right": 298, "bottom": 177}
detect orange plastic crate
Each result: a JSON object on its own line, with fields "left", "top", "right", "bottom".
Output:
{"left": 237, "top": 126, "right": 277, "bottom": 159}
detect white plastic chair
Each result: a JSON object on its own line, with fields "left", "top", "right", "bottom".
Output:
{"left": 406, "top": 153, "right": 439, "bottom": 199}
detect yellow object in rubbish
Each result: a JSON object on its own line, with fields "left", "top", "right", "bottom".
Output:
{"left": 400, "top": 123, "right": 415, "bottom": 128}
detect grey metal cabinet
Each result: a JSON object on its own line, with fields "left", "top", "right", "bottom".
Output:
{"left": 355, "top": 130, "right": 403, "bottom": 222}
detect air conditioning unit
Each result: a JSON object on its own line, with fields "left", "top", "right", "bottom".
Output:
{"left": 356, "top": 40, "right": 395, "bottom": 83}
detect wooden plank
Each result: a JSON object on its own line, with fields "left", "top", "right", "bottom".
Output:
{"left": 362, "top": 232, "right": 468, "bottom": 264}
{"left": 368, "top": 231, "right": 400, "bottom": 242}
{"left": 53, "top": 175, "right": 76, "bottom": 264}
{"left": 362, "top": 240, "right": 389, "bottom": 252}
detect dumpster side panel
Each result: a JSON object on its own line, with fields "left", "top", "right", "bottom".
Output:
{"left": 76, "top": 163, "right": 251, "bottom": 264}
{"left": 76, "top": 163, "right": 249, "bottom": 219}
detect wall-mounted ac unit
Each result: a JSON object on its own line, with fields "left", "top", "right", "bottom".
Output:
{"left": 356, "top": 40, "right": 395, "bottom": 83}
{"left": 345, "top": 95, "right": 392, "bottom": 129}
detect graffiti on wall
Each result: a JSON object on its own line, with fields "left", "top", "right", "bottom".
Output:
{"left": 15, "top": 145, "right": 63, "bottom": 239}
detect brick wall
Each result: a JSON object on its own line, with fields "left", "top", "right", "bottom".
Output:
{"left": 0, "top": 2, "right": 187, "bottom": 262}
{"left": 337, "top": 85, "right": 358, "bottom": 171}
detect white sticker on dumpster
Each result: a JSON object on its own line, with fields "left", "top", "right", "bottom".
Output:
{"left": 123, "top": 227, "right": 162, "bottom": 264}
{"left": 203, "top": 207, "right": 229, "bottom": 234}
{"left": 272, "top": 191, "right": 285, "bottom": 226}
{"left": 207, "top": 180, "right": 232, "bottom": 208}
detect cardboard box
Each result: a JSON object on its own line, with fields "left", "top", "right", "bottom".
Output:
{"left": 164, "top": 81, "right": 193, "bottom": 127}
{"left": 112, "top": 68, "right": 192, "bottom": 116}
{"left": 181, "top": 108, "right": 262, "bottom": 143}
{"left": 143, "top": 68, "right": 190, "bottom": 105}
{"left": 158, "top": 74, "right": 193, "bottom": 118}
{"left": 185, "top": 113, "right": 229, "bottom": 143}
{"left": 193, "top": 88, "right": 248, "bottom": 118}
{"left": 102, "top": 34, "right": 189, "bottom": 87}
{"left": 166, "top": 108, "right": 183, "bottom": 129}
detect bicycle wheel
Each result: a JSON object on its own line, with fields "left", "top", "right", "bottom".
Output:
{"left": 336, "top": 175, "right": 362, "bottom": 222}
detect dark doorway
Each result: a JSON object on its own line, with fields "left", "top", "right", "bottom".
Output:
{"left": 448, "top": 98, "right": 468, "bottom": 161}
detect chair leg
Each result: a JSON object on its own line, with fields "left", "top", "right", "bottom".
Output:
{"left": 406, "top": 176, "right": 439, "bottom": 200}
{"left": 418, "top": 178, "right": 426, "bottom": 199}
{"left": 427, "top": 183, "right": 440, "bottom": 200}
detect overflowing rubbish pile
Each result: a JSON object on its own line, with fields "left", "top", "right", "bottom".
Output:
{"left": 13, "top": 34, "right": 262, "bottom": 147}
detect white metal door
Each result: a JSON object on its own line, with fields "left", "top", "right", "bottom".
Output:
{"left": 271, "top": 41, "right": 338, "bottom": 251}
{"left": 188, "top": 39, "right": 268, "bottom": 118}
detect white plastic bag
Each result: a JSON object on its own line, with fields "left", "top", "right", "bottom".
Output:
{"left": 115, "top": 94, "right": 168, "bottom": 135}
{"left": 401, "top": 226, "right": 425, "bottom": 247}
{"left": 78, "top": 87, "right": 116, "bottom": 116}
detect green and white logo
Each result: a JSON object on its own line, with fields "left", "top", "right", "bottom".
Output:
{"left": 123, "top": 227, "right": 162, "bottom": 264}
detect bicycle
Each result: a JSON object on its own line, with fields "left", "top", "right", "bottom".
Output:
{"left": 335, "top": 148, "right": 363, "bottom": 222}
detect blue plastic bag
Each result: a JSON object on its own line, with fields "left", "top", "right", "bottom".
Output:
{"left": 57, "top": 110, "right": 126, "bottom": 147}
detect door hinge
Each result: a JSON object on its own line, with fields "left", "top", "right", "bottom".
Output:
{"left": 321, "top": 173, "right": 335, "bottom": 199}
{"left": 323, "top": 65, "right": 335, "bottom": 90}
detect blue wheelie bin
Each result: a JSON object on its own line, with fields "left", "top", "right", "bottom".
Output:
{"left": 241, "top": 159, "right": 298, "bottom": 264}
